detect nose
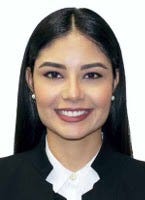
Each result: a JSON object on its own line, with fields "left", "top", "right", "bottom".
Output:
{"left": 62, "top": 77, "right": 84, "bottom": 102}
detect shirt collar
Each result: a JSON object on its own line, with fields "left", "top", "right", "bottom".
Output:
{"left": 26, "top": 133, "right": 116, "bottom": 183}
{"left": 45, "top": 136, "right": 100, "bottom": 192}
{"left": 45, "top": 138, "right": 71, "bottom": 191}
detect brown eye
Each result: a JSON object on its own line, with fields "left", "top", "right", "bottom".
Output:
{"left": 44, "top": 71, "right": 63, "bottom": 79}
{"left": 84, "top": 72, "right": 102, "bottom": 79}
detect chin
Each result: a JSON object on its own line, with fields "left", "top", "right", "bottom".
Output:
{"left": 56, "top": 130, "right": 96, "bottom": 141}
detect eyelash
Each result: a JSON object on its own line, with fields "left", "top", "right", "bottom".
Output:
{"left": 44, "top": 71, "right": 102, "bottom": 79}
{"left": 44, "top": 71, "right": 63, "bottom": 79}
{"left": 84, "top": 72, "right": 102, "bottom": 79}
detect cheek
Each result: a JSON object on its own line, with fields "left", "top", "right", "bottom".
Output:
{"left": 89, "top": 84, "right": 113, "bottom": 127}
{"left": 33, "top": 81, "right": 59, "bottom": 107}
{"left": 88, "top": 83, "right": 113, "bottom": 108}
{"left": 99, "top": 88, "right": 112, "bottom": 107}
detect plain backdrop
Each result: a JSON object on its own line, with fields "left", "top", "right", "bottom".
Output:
{"left": 0, "top": 0, "right": 145, "bottom": 160}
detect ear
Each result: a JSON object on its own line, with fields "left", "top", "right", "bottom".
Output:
{"left": 113, "top": 69, "right": 119, "bottom": 92}
{"left": 25, "top": 67, "right": 34, "bottom": 92}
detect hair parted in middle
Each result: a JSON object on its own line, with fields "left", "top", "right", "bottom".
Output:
{"left": 14, "top": 7, "right": 132, "bottom": 156}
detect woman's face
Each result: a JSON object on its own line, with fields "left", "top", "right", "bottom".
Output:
{"left": 26, "top": 31, "right": 119, "bottom": 141}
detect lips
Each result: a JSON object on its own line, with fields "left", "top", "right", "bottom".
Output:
{"left": 55, "top": 108, "right": 93, "bottom": 122}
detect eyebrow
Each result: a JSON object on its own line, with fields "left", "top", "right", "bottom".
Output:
{"left": 38, "top": 61, "right": 108, "bottom": 70}
{"left": 39, "top": 62, "right": 66, "bottom": 69}
{"left": 81, "top": 63, "right": 108, "bottom": 70}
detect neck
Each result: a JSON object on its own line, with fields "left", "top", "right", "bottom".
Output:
{"left": 46, "top": 130, "right": 102, "bottom": 172}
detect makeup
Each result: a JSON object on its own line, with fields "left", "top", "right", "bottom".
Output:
{"left": 55, "top": 109, "right": 93, "bottom": 123}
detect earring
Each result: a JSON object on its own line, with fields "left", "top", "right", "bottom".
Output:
{"left": 111, "top": 95, "right": 115, "bottom": 101}
{"left": 32, "top": 94, "right": 35, "bottom": 100}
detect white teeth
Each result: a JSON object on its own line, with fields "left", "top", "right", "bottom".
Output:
{"left": 61, "top": 110, "right": 87, "bottom": 117}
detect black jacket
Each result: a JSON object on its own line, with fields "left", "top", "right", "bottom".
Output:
{"left": 0, "top": 136, "right": 145, "bottom": 200}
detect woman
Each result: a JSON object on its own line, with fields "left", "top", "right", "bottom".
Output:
{"left": 0, "top": 7, "right": 145, "bottom": 200}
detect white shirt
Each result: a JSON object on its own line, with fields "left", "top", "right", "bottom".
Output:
{"left": 45, "top": 138, "right": 100, "bottom": 200}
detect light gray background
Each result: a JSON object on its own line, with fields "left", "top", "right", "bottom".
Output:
{"left": 0, "top": 0, "right": 145, "bottom": 160}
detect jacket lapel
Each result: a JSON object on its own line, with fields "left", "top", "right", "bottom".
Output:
{"left": 14, "top": 134, "right": 54, "bottom": 200}
{"left": 19, "top": 135, "right": 120, "bottom": 200}
{"left": 82, "top": 140, "right": 121, "bottom": 200}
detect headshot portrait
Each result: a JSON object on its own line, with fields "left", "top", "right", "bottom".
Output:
{"left": 0, "top": 1, "right": 145, "bottom": 199}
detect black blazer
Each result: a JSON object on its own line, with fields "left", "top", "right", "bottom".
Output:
{"left": 0, "top": 136, "right": 145, "bottom": 200}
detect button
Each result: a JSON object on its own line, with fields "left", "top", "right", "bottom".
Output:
{"left": 69, "top": 173, "right": 77, "bottom": 181}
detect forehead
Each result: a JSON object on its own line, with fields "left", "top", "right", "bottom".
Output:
{"left": 35, "top": 31, "right": 112, "bottom": 67}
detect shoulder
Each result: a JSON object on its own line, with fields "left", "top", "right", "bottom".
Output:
{"left": 115, "top": 151, "right": 145, "bottom": 172}
{"left": 112, "top": 152, "right": 145, "bottom": 197}
{"left": 0, "top": 149, "right": 34, "bottom": 165}
{"left": 97, "top": 141, "right": 145, "bottom": 179}
{"left": 112, "top": 151, "right": 145, "bottom": 177}
{"left": 0, "top": 150, "right": 35, "bottom": 180}
{"left": 0, "top": 145, "right": 53, "bottom": 199}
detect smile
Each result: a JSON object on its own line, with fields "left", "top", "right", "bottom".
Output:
{"left": 60, "top": 110, "right": 88, "bottom": 117}
{"left": 55, "top": 109, "right": 93, "bottom": 122}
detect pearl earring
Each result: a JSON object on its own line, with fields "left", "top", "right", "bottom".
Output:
{"left": 111, "top": 95, "right": 115, "bottom": 101}
{"left": 32, "top": 94, "right": 35, "bottom": 100}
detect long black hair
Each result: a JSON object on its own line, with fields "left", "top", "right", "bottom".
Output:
{"left": 14, "top": 7, "right": 132, "bottom": 156}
